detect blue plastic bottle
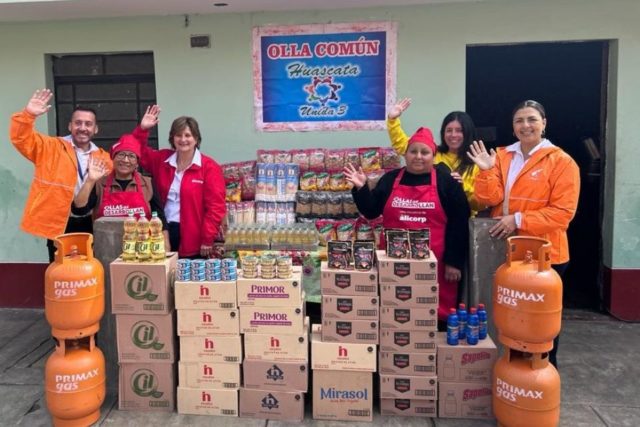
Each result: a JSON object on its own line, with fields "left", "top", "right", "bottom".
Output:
{"left": 457, "top": 303, "right": 467, "bottom": 340}
{"left": 467, "top": 307, "right": 479, "bottom": 345}
{"left": 447, "top": 308, "right": 459, "bottom": 345}
{"left": 477, "top": 303, "right": 488, "bottom": 340}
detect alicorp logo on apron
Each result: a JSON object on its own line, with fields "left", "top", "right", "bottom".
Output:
{"left": 131, "top": 369, "right": 164, "bottom": 398}
{"left": 131, "top": 320, "right": 165, "bottom": 350}
{"left": 125, "top": 271, "right": 158, "bottom": 301}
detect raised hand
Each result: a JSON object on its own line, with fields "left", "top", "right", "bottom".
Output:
{"left": 467, "top": 140, "right": 496, "bottom": 171}
{"left": 343, "top": 163, "right": 367, "bottom": 189}
{"left": 387, "top": 97, "right": 412, "bottom": 120}
{"left": 25, "top": 89, "right": 53, "bottom": 117}
{"left": 86, "top": 157, "right": 108, "bottom": 182}
{"left": 140, "top": 105, "right": 161, "bottom": 130}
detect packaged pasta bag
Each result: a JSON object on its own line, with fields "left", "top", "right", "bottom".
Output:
{"left": 225, "top": 180, "right": 242, "bottom": 203}
{"left": 355, "top": 219, "right": 375, "bottom": 241}
{"left": 285, "top": 163, "right": 300, "bottom": 200}
{"left": 336, "top": 219, "right": 356, "bottom": 241}
{"left": 309, "top": 148, "right": 326, "bottom": 172}
{"left": 238, "top": 160, "right": 257, "bottom": 178}
{"left": 255, "top": 163, "right": 267, "bottom": 200}
{"left": 344, "top": 148, "right": 360, "bottom": 169}
{"left": 359, "top": 147, "right": 381, "bottom": 172}
{"left": 255, "top": 202, "right": 267, "bottom": 224}
{"left": 274, "top": 150, "right": 292, "bottom": 163}
{"left": 342, "top": 192, "right": 359, "bottom": 218}
{"left": 241, "top": 173, "right": 256, "bottom": 201}
{"left": 299, "top": 171, "right": 317, "bottom": 191}
{"left": 257, "top": 149, "right": 275, "bottom": 163}
{"left": 286, "top": 202, "right": 296, "bottom": 224}
{"left": 226, "top": 202, "right": 238, "bottom": 226}
{"left": 315, "top": 219, "right": 337, "bottom": 246}
{"left": 265, "top": 163, "right": 277, "bottom": 199}
{"left": 325, "top": 149, "right": 346, "bottom": 172}
{"left": 316, "top": 172, "right": 330, "bottom": 191}
{"left": 381, "top": 147, "right": 402, "bottom": 169}
{"left": 311, "top": 192, "right": 328, "bottom": 217}
{"left": 266, "top": 202, "right": 277, "bottom": 225}
{"left": 222, "top": 162, "right": 240, "bottom": 182}
{"left": 276, "top": 164, "right": 287, "bottom": 200}
{"left": 326, "top": 192, "right": 343, "bottom": 218}
{"left": 290, "top": 149, "right": 310, "bottom": 172}
{"left": 295, "top": 191, "right": 312, "bottom": 217}
{"left": 329, "top": 172, "right": 346, "bottom": 191}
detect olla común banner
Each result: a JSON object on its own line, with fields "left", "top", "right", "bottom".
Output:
{"left": 253, "top": 21, "right": 397, "bottom": 132}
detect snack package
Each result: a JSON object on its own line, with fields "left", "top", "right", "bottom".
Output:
{"left": 238, "top": 160, "right": 256, "bottom": 178}
{"left": 327, "top": 240, "right": 352, "bottom": 269}
{"left": 353, "top": 240, "right": 375, "bottom": 271}
{"left": 385, "top": 229, "right": 409, "bottom": 258}
{"left": 309, "top": 148, "right": 326, "bottom": 172}
{"left": 241, "top": 173, "right": 256, "bottom": 201}
{"left": 295, "top": 191, "right": 312, "bottom": 217}
{"left": 325, "top": 149, "right": 346, "bottom": 172}
{"left": 300, "top": 171, "right": 317, "bottom": 191}
{"left": 311, "top": 192, "right": 328, "bottom": 217}
{"left": 316, "top": 220, "right": 337, "bottom": 246}
{"left": 316, "top": 172, "right": 330, "bottom": 191}
{"left": 274, "top": 150, "right": 292, "bottom": 163}
{"left": 257, "top": 149, "right": 275, "bottom": 163}
{"left": 344, "top": 148, "right": 360, "bottom": 169}
{"left": 409, "top": 228, "right": 431, "bottom": 259}
{"left": 336, "top": 219, "right": 355, "bottom": 241}
{"left": 359, "top": 147, "right": 381, "bottom": 172}
{"left": 225, "top": 180, "right": 242, "bottom": 202}
{"left": 290, "top": 149, "right": 310, "bottom": 172}
{"left": 381, "top": 147, "right": 402, "bottom": 169}
{"left": 327, "top": 192, "right": 343, "bottom": 218}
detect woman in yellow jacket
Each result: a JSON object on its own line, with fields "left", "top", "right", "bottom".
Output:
{"left": 387, "top": 98, "right": 483, "bottom": 216}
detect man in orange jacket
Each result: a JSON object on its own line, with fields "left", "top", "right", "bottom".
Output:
{"left": 10, "top": 89, "right": 113, "bottom": 262}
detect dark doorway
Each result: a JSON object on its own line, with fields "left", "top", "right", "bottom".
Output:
{"left": 466, "top": 41, "right": 608, "bottom": 310}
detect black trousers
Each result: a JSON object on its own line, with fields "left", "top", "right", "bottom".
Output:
{"left": 549, "top": 262, "right": 569, "bottom": 368}
{"left": 46, "top": 215, "right": 93, "bottom": 263}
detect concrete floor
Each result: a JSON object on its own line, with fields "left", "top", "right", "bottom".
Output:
{"left": 1, "top": 308, "right": 638, "bottom": 426}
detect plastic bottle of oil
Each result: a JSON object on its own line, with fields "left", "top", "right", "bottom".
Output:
{"left": 136, "top": 215, "right": 151, "bottom": 262}
{"left": 149, "top": 212, "right": 165, "bottom": 262}
{"left": 122, "top": 211, "right": 137, "bottom": 262}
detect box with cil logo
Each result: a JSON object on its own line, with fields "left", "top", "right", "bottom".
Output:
{"left": 321, "top": 319, "right": 379, "bottom": 345}
{"left": 174, "top": 280, "right": 236, "bottom": 310}
{"left": 436, "top": 333, "right": 498, "bottom": 383}
{"left": 119, "top": 363, "right": 175, "bottom": 412}
{"left": 179, "top": 335, "right": 242, "bottom": 364}
{"left": 243, "top": 317, "right": 309, "bottom": 363}
{"left": 380, "top": 283, "right": 439, "bottom": 308}
{"left": 177, "top": 309, "right": 239, "bottom": 336}
{"left": 111, "top": 253, "right": 178, "bottom": 315}
{"left": 380, "top": 374, "right": 438, "bottom": 400}
{"left": 380, "top": 307, "right": 438, "bottom": 331}
{"left": 322, "top": 295, "right": 379, "bottom": 321}
{"left": 177, "top": 386, "right": 238, "bottom": 416}
{"left": 243, "top": 359, "right": 308, "bottom": 392}
{"left": 376, "top": 250, "right": 437, "bottom": 285}
{"left": 116, "top": 313, "right": 175, "bottom": 363}
{"left": 379, "top": 351, "right": 437, "bottom": 376}
{"left": 320, "top": 262, "right": 378, "bottom": 296}
{"left": 312, "top": 369, "right": 373, "bottom": 422}
{"left": 380, "top": 398, "right": 437, "bottom": 417}
{"left": 240, "top": 304, "right": 305, "bottom": 335}
{"left": 236, "top": 268, "right": 303, "bottom": 307}
{"left": 380, "top": 329, "right": 437, "bottom": 353}
{"left": 438, "top": 381, "right": 494, "bottom": 419}
{"left": 239, "top": 388, "right": 304, "bottom": 421}
{"left": 310, "top": 325, "right": 376, "bottom": 372}
{"left": 178, "top": 361, "right": 240, "bottom": 389}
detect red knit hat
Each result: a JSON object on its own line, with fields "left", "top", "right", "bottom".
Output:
{"left": 110, "top": 134, "right": 141, "bottom": 159}
{"left": 407, "top": 127, "right": 436, "bottom": 153}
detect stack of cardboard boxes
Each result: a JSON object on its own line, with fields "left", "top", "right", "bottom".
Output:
{"left": 111, "top": 253, "right": 178, "bottom": 412}
{"left": 311, "top": 262, "right": 379, "bottom": 422}
{"left": 377, "top": 250, "right": 440, "bottom": 417}
{"left": 238, "top": 266, "right": 308, "bottom": 422}
{"left": 174, "top": 273, "right": 242, "bottom": 416}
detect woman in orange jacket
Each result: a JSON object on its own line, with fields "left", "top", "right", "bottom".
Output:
{"left": 468, "top": 100, "right": 581, "bottom": 367}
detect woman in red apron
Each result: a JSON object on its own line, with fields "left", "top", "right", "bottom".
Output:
{"left": 345, "top": 127, "right": 470, "bottom": 325}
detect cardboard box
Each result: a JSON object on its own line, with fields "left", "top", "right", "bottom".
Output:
{"left": 179, "top": 335, "right": 242, "bottom": 363}
{"left": 438, "top": 381, "right": 493, "bottom": 419}
{"left": 239, "top": 388, "right": 304, "bottom": 421}
{"left": 380, "top": 307, "right": 438, "bottom": 331}
{"left": 320, "top": 262, "right": 378, "bottom": 296}
{"left": 236, "top": 269, "right": 303, "bottom": 307}
{"left": 243, "top": 359, "right": 308, "bottom": 392}
{"left": 116, "top": 313, "right": 175, "bottom": 363}
{"left": 310, "top": 325, "right": 376, "bottom": 372}
{"left": 380, "top": 374, "right": 438, "bottom": 400}
{"left": 380, "top": 283, "right": 439, "bottom": 307}
{"left": 312, "top": 370, "right": 373, "bottom": 422}
{"left": 243, "top": 318, "right": 309, "bottom": 363}
{"left": 111, "top": 253, "right": 177, "bottom": 314}
{"left": 118, "top": 363, "right": 175, "bottom": 412}
{"left": 322, "top": 295, "right": 379, "bottom": 320}
{"left": 177, "top": 309, "right": 239, "bottom": 336}
{"left": 436, "top": 333, "right": 498, "bottom": 383}
{"left": 178, "top": 361, "right": 240, "bottom": 389}
{"left": 379, "top": 329, "right": 437, "bottom": 353}
{"left": 376, "top": 250, "right": 437, "bottom": 285}
{"left": 175, "top": 280, "right": 236, "bottom": 310}
{"left": 240, "top": 305, "right": 305, "bottom": 335}
{"left": 379, "top": 351, "right": 437, "bottom": 376}
{"left": 177, "top": 386, "right": 238, "bottom": 416}
{"left": 380, "top": 398, "right": 437, "bottom": 417}
{"left": 321, "top": 319, "right": 379, "bottom": 345}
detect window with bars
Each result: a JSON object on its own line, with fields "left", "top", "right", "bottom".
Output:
{"left": 52, "top": 52, "right": 158, "bottom": 151}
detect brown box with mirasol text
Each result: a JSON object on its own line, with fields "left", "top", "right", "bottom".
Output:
{"left": 179, "top": 335, "right": 242, "bottom": 364}
{"left": 380, "top": 374, "right": 438, "bottom": 400}
{"left": 380, "top": 398, "right": 437, "bottom": 417}
{"left": 321, "top": 319, "right": 379, "bottom": 345}
{"left": 174, "top": 280, "right": 236, "bottom": 310}
{"left": 236, "top": 268, "right": 303, "bottom": 307}
{"left": 380, "top": 307, "right": 438, "bottom": 331}
{"left": 380, "top": 329, "right": 437, "bottom": 353}
{"left": 312, "top": 370, "right": 373, "bottom": 422}
{"left": 118, "top": 363, "right": 175, "bottom": 412}
{"left": 239, "top": 305, "right": 305, "bottom": 335}
{"left": 320, "top": 262, "right": 378, "bottom": 296}
{"left": 310, "top": 325, "right": 376, "bottom": 372}
{"left": 239, "top": 388, "right": 304, "bottom": 421}
{"left": 376, "top": 250, "right": 437, "bottom": 285}
{"left": 111, "top": 253, "right": 177, "bottom": 314}
{"left": 379, "top": 351, "right": 437, "bottom": 376}
{"left": 116, "top": 313, "right": 175, "bottom": 363}
{"left": 322, "top": 295, "right": 379, "bottom": 320}
{"left": 178, "top": 361, "right": 240, "bottom": 389}
{"left": 243, "top": 359, "right": 308, "bottom": 392}
{"left": 243, "top": 317, "right": 309, "bottom": 362}
{"left": 436, "top": 333, "right": 498, "bottom": 383}
{"left": 177, "top": 309, "right": 239, "bottom": 336}
{"left": 380, "top": 283, "right": 439, "bottom": 307}
{"left": 177, "top": 387, "right": 238, "bottom": 416}
{"left": 438, "top": 381, "right": 494, "bottom": 419}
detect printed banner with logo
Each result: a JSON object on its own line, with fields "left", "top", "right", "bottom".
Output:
{"left": 252, "top": 22, "right": 397, "bottom": 132}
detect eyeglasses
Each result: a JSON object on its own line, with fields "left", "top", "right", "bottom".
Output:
{"left": 114, "top": 152, "right": 137, "bottom": 161}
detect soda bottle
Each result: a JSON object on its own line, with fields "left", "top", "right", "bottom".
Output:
{"left": 446, "top": 308, "right": 459, "bottom": 346}
{"left": 122, "top": 211, "right": 137, "bottom": 262}
{"left": 149, "top": 212, "right": 165, "bottom": 262}
{"left": 136, "top": 215, "right": 151, "bottom": 262}
{"left": 457, "top": 303, "right": 468, "bottom": 340}
{"left": 467, "top": 307, "right": 479, "bottom": 345}
{"left": 477, "top": 303, "right": 488, "bottom": 340}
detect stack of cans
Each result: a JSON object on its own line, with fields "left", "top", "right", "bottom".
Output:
{"left": 221, "top": 259, "right": 238, "bottom": 281}
{"left": 176, "top": 259, "right": 193, "bottom": 281}
{"left": 260, "top": 255, "right": 277, "bottom": 279}
{"left": 190, "top": 259, "right": 207, "bottom": 281}
{"left": 242, "top": 256, "right": 259, "bottom": 279}
{"left": 205, "top": 259, "right": 222, "bottom": 281}
{"left": 277, "top": 255, "right": 293, "bottom": 279}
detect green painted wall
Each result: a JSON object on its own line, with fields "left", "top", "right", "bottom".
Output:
{"left": 0, "top": 0, "right": 638, "bottom": 267}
